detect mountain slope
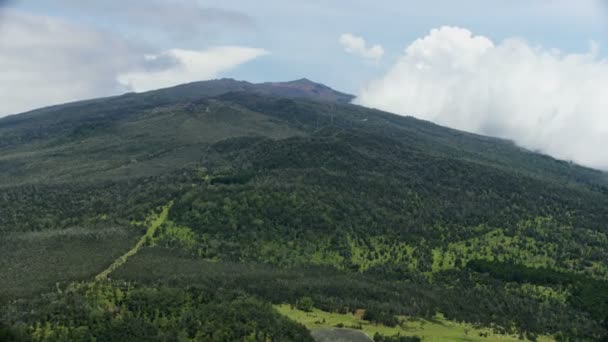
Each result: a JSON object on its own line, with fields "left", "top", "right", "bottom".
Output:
{"left": 0, "top": 79, "right": 355, "bottom": 186}
{"left": 1, "top": 79, "right": 608, "bottom": 341}
{"left": 0, "top": 79, "right": 606, "bottom": 188}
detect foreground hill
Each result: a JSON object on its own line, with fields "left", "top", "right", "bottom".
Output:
{"left": 1, "top": 79, "right": 607, "bottom": 341}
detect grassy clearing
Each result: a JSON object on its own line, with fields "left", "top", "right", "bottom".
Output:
{"left": 150, "top": 220, "right": 197, "bottom": 251}
{"left": 275, "top": 305, "right": 554, "bottom": 342}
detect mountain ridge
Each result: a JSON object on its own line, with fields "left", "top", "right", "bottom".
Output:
{"left": 0, "top": 78, "right": 353, "bottom": 123}
{"left": 0, "top": 78, "right": 606, "bottom": 189}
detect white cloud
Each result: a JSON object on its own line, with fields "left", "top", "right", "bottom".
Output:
{"left": 118, "top": 47, "right": 268, "bottom": 92}
{"left": 356, "top": 26, "right": 608, "bottom": 170}
{"left": 0, "top": 11, "right": 139, "bottom": 115}
{"left": 0, "top": 11, "right": 266, "bottom": 116}
{"left": 339, "top": 33, "right": 384, "bottom": 61}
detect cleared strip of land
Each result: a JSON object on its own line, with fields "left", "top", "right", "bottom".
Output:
{"left": 94, "top": 203, "right": 171, "bottom": 281}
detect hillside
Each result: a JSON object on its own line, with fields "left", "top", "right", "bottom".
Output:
{"left": 1, "top": 79, "right": 608, "bottom": 341}
{"left": 1, "top": 79, "right": 604, "bottom": 187}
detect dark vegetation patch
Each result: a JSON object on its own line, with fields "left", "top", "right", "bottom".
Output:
{"left": 467, "top": 259, "right": 608, "bottom": 323}
{"left": 2, "top": 282, "right": 314, "bottom": 342}
{"left": 0, "top": 227, "right": 139, "bottom": 302}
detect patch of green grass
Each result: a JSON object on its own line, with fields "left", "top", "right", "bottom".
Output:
{"left": 150, "top": 220, "right": 197, "bottom": 251}
{"left": 274, "top": 305, "right": 555, "bottom": 342}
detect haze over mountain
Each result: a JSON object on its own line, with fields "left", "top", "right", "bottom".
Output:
{"left": 1, "top": 78, "right": 608, "bottom": 341}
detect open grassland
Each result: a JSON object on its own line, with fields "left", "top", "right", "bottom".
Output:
{"left": 275, "top": 305, "right": 554, "bottom": 342}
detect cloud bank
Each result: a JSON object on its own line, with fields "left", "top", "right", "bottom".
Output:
{"left": 118, "top": 47, "right": 268, "bottom": 92}
{"left": 356, "top": 26, "right": 608, "bottom": 170}
{"left": 339, "top": 33, "right": 384, "bottom": 61}
{"left": 0, "top": 11, "right": 266, "bottom": 116}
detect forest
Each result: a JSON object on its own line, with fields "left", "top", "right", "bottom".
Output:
{"left": 1, "top": 82, "right": 608, "bottom": 341}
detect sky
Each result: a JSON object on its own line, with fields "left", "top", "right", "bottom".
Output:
{"left": 2, "top": 0, "right": 608, "bottom": 169}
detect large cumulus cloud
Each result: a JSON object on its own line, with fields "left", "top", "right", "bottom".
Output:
{"left": 356, "top": 26, "right": 608, "bottom": 170}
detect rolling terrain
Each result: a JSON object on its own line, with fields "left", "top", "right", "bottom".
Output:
{"left": 1, "top": 79, "right": 607, "bottom": 341}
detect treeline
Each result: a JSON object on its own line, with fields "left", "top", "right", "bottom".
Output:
{"left": 0, "top": 171, "right": 190, "bottom": 233}
{"left": 467, "top": 259, "right": 608, "bottom": 324}
{"left": 110, "top": 247, "right": 606, "bottom": 340}
{"left": 2, "top": 282, "right": 314, "bottom": 342}
{"left": 468, "top": 259, "right": 580, "bottom": 285}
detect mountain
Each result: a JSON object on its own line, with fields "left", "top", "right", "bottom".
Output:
{"left": 1, "top": 78, "right": 604, "bottom": 188}
{"left": 0, "top": 78, "right": 354, "bottom": 186}
{"left": 1, "top": 79, "right": 608, "bottom": 341}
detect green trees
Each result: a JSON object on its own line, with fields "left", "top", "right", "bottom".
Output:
{"left": 0, "top": 322, "right": 23, "bottom": 342}
{"left": 373, "top": 333, "right": 421, "bottom": 342}
{"left": 362, "top": 309, "right": 398, "bottom": 327}
{"left": 3, "top": 91, "right": 608, "bottom": 340}
{"left": 2, "top": 282, "right": 315, "bottom": 342}
{"left": 296, "top": 297, "right": 315, "bottom": 312}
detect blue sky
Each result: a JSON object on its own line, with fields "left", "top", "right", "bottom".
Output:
{"left": 8, "top": 0, "right": 608, "bottom": 93}
{"left": 2, "top": 0, "right": 608, "bottom": 169}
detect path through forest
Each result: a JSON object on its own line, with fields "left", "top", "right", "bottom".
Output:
{"left": 94, "top": 203, "right": 172, "bottom": 281}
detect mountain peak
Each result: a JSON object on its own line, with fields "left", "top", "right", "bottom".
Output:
{"left": 137, "top": 77, "right": 353, "bottom": 104}
{"left": 288, "top": 78, "right": 315, "bottom": 84}
{"left": 260, "top": 79, "right": 354, "bottom": 103}
{"left": 270, "top": 78, "right": 327, "bottom": 88}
